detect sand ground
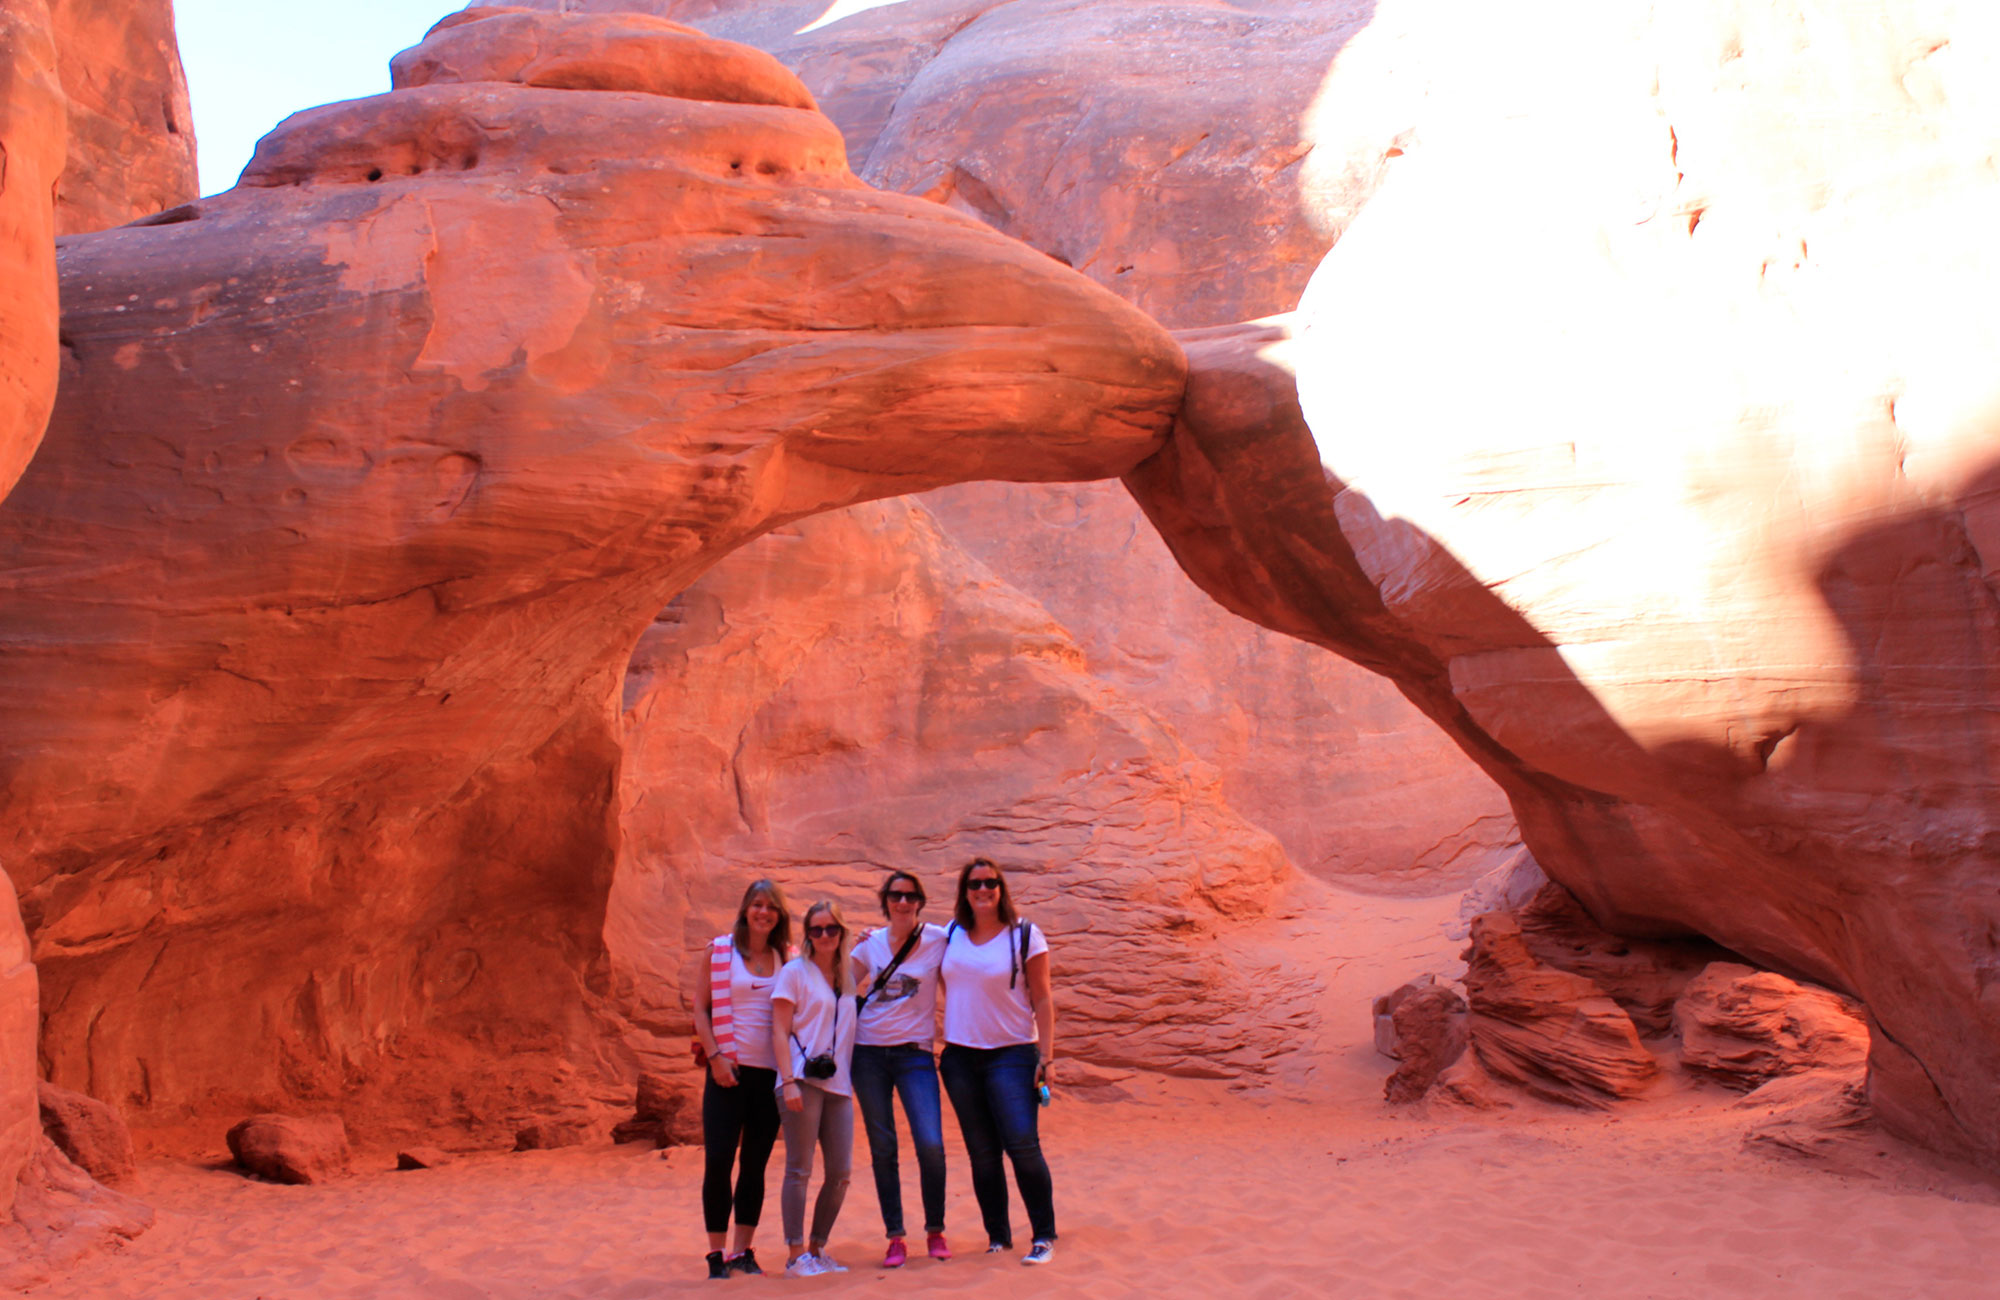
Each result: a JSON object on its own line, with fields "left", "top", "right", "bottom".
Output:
{"left": 23, "top": 888, "right": 2000, "bottom": 1298}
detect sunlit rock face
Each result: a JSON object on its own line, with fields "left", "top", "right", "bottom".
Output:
{"left": 507, "top": 0, "right": 1519, "bottom": 900}
{"left": 0, "top": 9, "right": 1181, "bottom": 1151}
{"left": 47, "top": 0, "right": 198, "bottom": 233}
{"left": 611, "top": 497, "right": 1322, "bottom": 1114}
{"left": 0, "top": 0, "right": 65, "bottom": 499}
{"left": 1129, "top": 1, "right": 2000, "bottom": 1164}
{"left": 1, "top": 873, "right": 38, "bottom": 1217}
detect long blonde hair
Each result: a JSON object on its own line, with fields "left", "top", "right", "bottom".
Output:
{"left": 800, "top": 900, "right": 853, "bottom": 995}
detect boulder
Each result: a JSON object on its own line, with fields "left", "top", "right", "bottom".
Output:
{"left": 2, "top": 9, "right": 1181, "bottom": 1154}
{"left": 47, "top": 0, "right": 198, "bottom": 232}
{"left": 226, "top": 1113, "right": 352, "bottom": 1185}
{"left": 1463, "top": 913, "right": 1659, "bottom": 1108}
{"left": 1676, "top": 962, "right": 1869, "bottom": 1089}
{"left": 1514, "top": 883, "right": 1732, "bottom": 1035}
{"left": 609, "top": 1073, "right": 696, "bottom": 1148}
{"left": 514, "top": 1118, "right": 595, "bottom": 1151}
{"left": 1378, "top": 979, "right": 1468, "bottom": 1103}
{"left": 36, "top": 1081, "right": 134, "bottom": 1183}
{"left": 0, "top": 0, "right": 66, "bottom": 498}
{"left": 395, "top": 1146, "right": 453, "bottom": 1170}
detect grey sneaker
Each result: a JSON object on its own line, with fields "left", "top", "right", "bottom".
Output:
{"left": 785, "top": 1253, "right": 825, "bottom": 1277}
{"left": 815, "top": 1252, "right": 848, "bottom": 1274}
{"left": 1022, "top": 1240, "right": 1055, "bottom": 1266}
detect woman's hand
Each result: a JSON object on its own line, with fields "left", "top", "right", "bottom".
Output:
{"left": 709, "top": 1055, "right": 739, "bottom": 1088}
{"left": 782, "top": 1081, "right": 805, "bottom": 1113}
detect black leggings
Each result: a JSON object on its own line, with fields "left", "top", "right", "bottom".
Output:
{"left": 701, "top": 1065, "right": 782, "bottom": 1234}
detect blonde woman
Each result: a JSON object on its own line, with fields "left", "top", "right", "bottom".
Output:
{"left": 769, "top": 899, "right": 862, "bottom": 1275}
{"left": 690, "top": 879, "right": 794, "bottom": 1280}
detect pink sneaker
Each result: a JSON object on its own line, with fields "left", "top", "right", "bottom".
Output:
{"left": 883, "top": 1238, "right": 907, "bottom": 1269}
{"left": 927, "top": 1233, "right": 952, "bottom": 1262}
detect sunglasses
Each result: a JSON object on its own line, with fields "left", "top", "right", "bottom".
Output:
{"left": 966, "top": 878, "right": 1002, "bottom": 892}
{"left": 885, "top": 890, "right": 923, "bottom": 904}
{"left": 807, "top": 924, "right": 843, "bottom": 938}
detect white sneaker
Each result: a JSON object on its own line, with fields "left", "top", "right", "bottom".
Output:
{"left": 815, "top": 1252, "right": 847, "bottom": 1274}
{"left": 785, "top": 1253, "right": 825, "bottom": 1276}
{"left": 1022, "top": 1240, "right": 1055, "bottom": 1266}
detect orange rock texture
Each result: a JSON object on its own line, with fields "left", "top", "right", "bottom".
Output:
{"left": 0, "top": 9, "right": 1180, "bottom": 1152}
{"left": 47, "top": 0, "right": 197, "bottom": 233}
{"left": 507, "top": 0, "right": 1518, "bottom": 900}
{"left": 1127, "top": 3, "right": 2000, "bottom": 1163}
{"left": 0, "top": 0, "right": 65, "bottom": 498}
{"left": 610, "top": 497, "right": 1322, "bottom": 1115}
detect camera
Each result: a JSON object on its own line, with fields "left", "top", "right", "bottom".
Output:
{"left": 802, "top": 1053, "right": 837, "bottom": 1081}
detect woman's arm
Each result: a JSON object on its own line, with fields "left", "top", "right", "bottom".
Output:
{"left": 688, "top": 945, "right": 736, "bottom": 1087}
{"left": 1026, "top": 950, "right": 1054, "bottom": 1069}
{"left": 771, "top": 996, "right": 805, "bottom": 1112}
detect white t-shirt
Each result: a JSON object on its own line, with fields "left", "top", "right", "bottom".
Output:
{"left": 772, "top": 957, "right": 859, "bottom": 1096}
{"left": 854, "top": 923, "right": 948, "bottom": 1048}
{"left": 941, "top": 922, "right": 1049, "bottom": 1049}
{"left": 729, "top": 945, "right": 779, "bottom": 1071}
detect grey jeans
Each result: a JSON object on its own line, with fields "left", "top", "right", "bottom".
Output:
{"left": 779, "top": 1084, "right": 855, "bottom": 1247}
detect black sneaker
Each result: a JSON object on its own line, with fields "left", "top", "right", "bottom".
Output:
{"left": 706, "top": 1250, "right": 730, "bottom": 1280}
{"left": 729, "top": 1249, "right": 764, "bottom": 1276}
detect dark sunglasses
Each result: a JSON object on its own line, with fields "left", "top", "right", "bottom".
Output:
{"left": 885, "top": 889, "right": 923, "bottom": 904}
{"left": 807, "top": 924, "right": 843, "bottom": 938}
{"left": 966, "top": 878, "right": 1002, "bottom": 892}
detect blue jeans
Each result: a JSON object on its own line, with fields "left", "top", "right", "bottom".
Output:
{"left": 939, "top": 1043, "right": 1056, "bottom": 1246}
{"left": 850, "top": 1044, "right": 947, "bottom": 1238}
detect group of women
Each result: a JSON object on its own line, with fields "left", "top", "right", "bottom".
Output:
{"left": 691, "top": 860, "right": 1058, "bottom": 1279}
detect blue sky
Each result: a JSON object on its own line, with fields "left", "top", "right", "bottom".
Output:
{"left": 178, "top": 2, "right": 454, "bottom": 195}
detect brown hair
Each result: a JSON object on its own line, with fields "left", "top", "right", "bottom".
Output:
{"left": 800, "top": 900, "right": 854, "bottom": 995}
{"left": 732, "top": 878, "right": 793, "bottom": 958}
{"left": 951, "top": 858, "right": 1017, "bottom": 931}
{"left": 877, "top": 869, "right": 927, "bottom": 917}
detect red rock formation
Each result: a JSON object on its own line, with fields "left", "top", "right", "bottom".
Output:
{"left": 227, "top": 1114, "right": 352, "bottom": 1185}
{"left": 0, "top": 9, "right": 1181, "bottom": 1153}
{"left": 1375, "top": 976, "right": 1468, "bottom": 1103}
{"left": 609, "top": 497, "right": 1323, "bottom": 1115}
{"left": 1676, "top": 963, "right": 1869, "bottom": 1089}
{"left": 1126, "top": 3, "right": 2000, "bottom": 1164}
{"left": 1463, "top": 914, "right": 1660, "bottom": 1108}
{"left": 36, "top": 1082, "right": 135, "bottom": 1184}
{"left": 0, "top": 0, "right": 65, "bottom": 498}
{"left": 509, "top": 0, "right": 1517, "bottom": 899}
{"left": 47, "top": 0, "right": 197, "bottom": 232}
{"left": 1, "top": 871, "right": 38, "bottom": 1218}
{"left": 0, "top": 1139, "right": 152, "bottom": 1289}
{"left": 1513, "top": 883, "right": 1730, "bottom": 1036}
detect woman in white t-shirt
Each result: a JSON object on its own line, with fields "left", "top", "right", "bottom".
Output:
{"left": 850, "top": 870, "right": 952, "bottom": 1268}
{"left": 689, "top": 878, "right": 793, "bottom": 1280}
{"left": 938, "top": 858, "right": 1057, "bottom": 1267}
{"left": 768, "top": 899, "right": 863, "bottom": 1276}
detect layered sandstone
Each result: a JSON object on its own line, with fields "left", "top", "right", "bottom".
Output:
{"left": 1676, "top": 963, "right": 1870, "bottom": 1089}
{"left": 48, "top": 0, "right": 197, "bottom": 232}
{"left": 610, "top": 497, "right": 1322, "bottom": 1118}
{"left": 1127, "top": 2, "right": 2000, "bottom": 1163}
{"left": 0, "top": 0, "right": 65, "bottom": 498}
{"left": 0, "top": 9, "right": 1181, "bottom": 1152}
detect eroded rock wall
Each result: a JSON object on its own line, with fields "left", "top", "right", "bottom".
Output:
{"left": 48, "top": 0, "right": 198, "bottom": 233}
{"left": 611, "top": 497, "right": 1322, "bottom": 1109}
{"left": 0, "top": 0, "right": 65, "bottom": 498}
{"left": 1, "top": 9, "right": 1182, "bottom": 1152}
{"left": 1127, "top": 2, "right": 2000, "bottom": 1164}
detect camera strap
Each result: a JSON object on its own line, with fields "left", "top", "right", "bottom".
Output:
{"left": 857, "top": 926, "right": 923, "bottom": 1013}
{"left": 790, "top": 974, "right": 842, "bottom": 1065}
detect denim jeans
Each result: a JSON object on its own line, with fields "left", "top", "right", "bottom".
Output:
{"left": 851, "top": 1043, "right": 947, "bottom": 1238}
{"left": 939, "top": 1043, "right": 1055, "bottom": 1246}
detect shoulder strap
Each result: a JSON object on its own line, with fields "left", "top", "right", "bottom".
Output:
{"left": 1010, "top": 919, "right": 1032, "bottom": 989}
{"left": 858, "top": 926, "right": 924, "bottom": 1012}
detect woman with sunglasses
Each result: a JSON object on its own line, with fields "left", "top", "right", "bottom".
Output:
{"left": 769, "top": 899, "right": 862, "bottom": 1276}
{"left": 691, "top": 878, "right": 793, "bottom": 1280}
{"left": 850, "top": 871, "right": 952, "bottom": 1268}
{"left": 939, "top": 858, "right": 1057, "bottom": 1266}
